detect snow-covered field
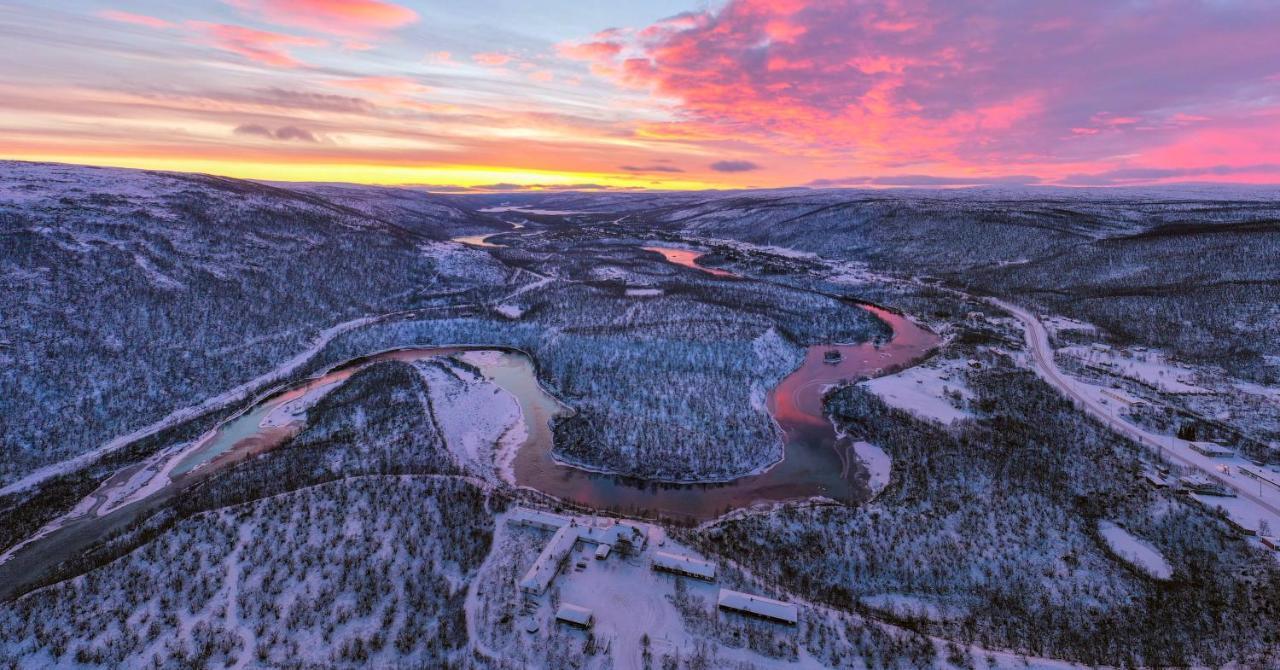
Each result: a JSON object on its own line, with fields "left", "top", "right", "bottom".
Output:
{"left": 469, "top": 508, "right": 820, "bottom": 669}
{"left": 415, "top": 354, "right": 525, "bottom": 484}
{"left": 861, "top": 358, "right": 974, "bottom": 425}
{"left": 852, "top": 441, "right": 891, "bottom": 496}
{"left": 1097, "top": 521, "right": 1173, "bottom": 580}
{"left": 1059, "top": 345, "right": 1211, "bottom": 394}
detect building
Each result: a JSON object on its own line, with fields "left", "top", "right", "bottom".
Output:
{"left": 511, "top": 507, "right": 653, "bottom": 594}
{"left": 1177, "top": 475, "right": 1235, "bottom": 497}
{"left": 555, "top": 603, "right": 594, "bottom": 629}
{"left": 1143, "top": 471, "right": 1169, "bottom": 489}
{"left": 1261, "top": 536, "right": 1279, "bottom": 551}
{"left": 651, "top": 551, "right": 717, "bottom": 581}
{"left": 717, "top": 589, "right": 799, "bottom": 625}
{"left": 510, "top": 508, "right": 572, "bottom": 532}
{"left": 579, "top": 518, "right": 647, "bottom": 552}
{"left": 1188, "top": 441, "right": 1234, "bottom": 457}
{"left": 1102, "top": 388, "right": 1147, "bottom": 408}
{"left": 518, "top": 524, "right": 579, "bottom": 594}
{"left": 1240, "top": 465, "right": 1280, "bottom": 494}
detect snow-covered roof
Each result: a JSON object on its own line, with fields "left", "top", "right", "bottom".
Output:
{"left": 651, "top": 551, "right": 716, "bottom": 580}
{"left": 1188, "top": 441, "right": 1233, "bottom": 456}
{"left": 580, "top": 520, "right": 647, "bottom": 548}
{"left": 717, "top": 589, "right": 799, "bottom": 624}
{"left": 518, "top": 525, "right": 578, "bottom": 594}
{"left": 555, "top": 603, "right": 593, "bottom": 627}
{"left": 509, "top": 507, "right": 572, "bottom": 531}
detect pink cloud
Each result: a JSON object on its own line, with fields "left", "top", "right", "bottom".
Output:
{"left": 225, "top": 0, "right": 418, "bottom": 36}
{"left": 564, "top": 0, "right": 1280, "bottom": 182}
{"left": 189, "top": 22, "right": 326, "bottom": 68}
{"left": 473, "top": 52, "right": 513, "bottom": 66}
{"left": 98, "top": 10, "right": 174, "bottom": 30}
{"left": 556, "top": 40, "right": 623, "bottom": 61}
{"left": 331, "top": 75, "right": 430, "bottom": 96}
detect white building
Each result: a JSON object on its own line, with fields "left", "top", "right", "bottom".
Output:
{"left": 510, "top": 508, "right": 572, "bottom": 532}
{"left": 555, "top": 603, "right": 594, "bottom": 629}
{"left": 717, "top": 589, "right": 799, "bottom": 625}
{"left": 510, "top": 507, "right": 650, "bottom": 594}
{"left": 1188, "top": 441, "right": 1233, "bottom": 457}
{"left": 518, "top": 524, "right": 579, "bottom": 594}
{"left": 651, "top": 551, "right": 717, "bottom": 581}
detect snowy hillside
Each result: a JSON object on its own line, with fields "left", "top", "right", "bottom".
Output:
{"left": 0, "top": 161, "right": 504, "bottom": 486}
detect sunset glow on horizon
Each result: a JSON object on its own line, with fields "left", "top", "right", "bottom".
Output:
{"left": 3, "top": 1, "right": 1280, "bottom": 190}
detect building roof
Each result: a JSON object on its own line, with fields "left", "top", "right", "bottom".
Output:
{"left": 555, "top": 603, "right": 593, "bottom": 626}
{"left": 518, "top": 524, "right": 579, "bottom": 593}
{"left": 509, "top": 507, "right": 572, "bottom": 530}
{"left": 717, "top": 589, "right": 799, "bottom": 624}
{"left": 1189, "top": 441, "right": 1233, "bottom": 455}
{"left": 651, "top": 551, "right": 716, "bottom": 579}
{"left": 578, "top": 519, "right": 646, "bottom": 547}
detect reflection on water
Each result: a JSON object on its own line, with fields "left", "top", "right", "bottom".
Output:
{"left": 642, "top": 246, "right": 737, "bottom": 277}
{"left": 455, "top": 234, "right": 504, "bottom": 248}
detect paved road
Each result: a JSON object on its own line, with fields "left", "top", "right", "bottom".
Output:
{"left": 993, "top": 297, "right": 1280, "bottom": 520}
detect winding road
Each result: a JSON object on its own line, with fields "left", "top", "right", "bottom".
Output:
{"left": 994, "top": 297, "right": 1280, "bottom": 521}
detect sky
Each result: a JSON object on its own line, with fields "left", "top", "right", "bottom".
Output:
{"left": 1, "top": 0, "right": 1279, "bottom": 190}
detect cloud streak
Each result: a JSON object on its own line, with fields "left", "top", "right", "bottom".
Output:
{"left": 190, "top": 22, "right": 326, "bottom": 68}
{"left": 226, "top": 0, "right": 418, "bottom": 36}
{"left": 710, "top": 160, "right": 760, "bottom": 172}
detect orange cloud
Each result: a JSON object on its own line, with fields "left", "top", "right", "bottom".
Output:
{"left": 226, "top": 0, "right": 418, "bottom": 36}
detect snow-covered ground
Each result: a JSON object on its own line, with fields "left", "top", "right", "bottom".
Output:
{"left": 415, "top": 354, "right": 525, "bottom": 484}
{"left": 995, "top": 297, "right": 1280, "bottom": 551}
{"left": 493, "top": 303, "right": 525, "bottom": 319}
{"left": 1097, "top": 521, "right": 1173, "bottom": 580}
{"left": 1059, "top": 345, "right": 1211, "bottom": 394}
{"left": 470, "top": 508, "right": 823, "bottom": 669}
{"left": 861, "top": 358, "right": 974, "bottom": 425}
{"left": 477, "top": 206, "right": 588, "bottom": 215}
{"left": 1041, "top": 315, "right": 1097, "bottom": 337}
{"left": 852, "top": 441, "right": 891, "bottom": 496}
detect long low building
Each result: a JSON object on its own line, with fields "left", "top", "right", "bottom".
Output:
{"left": 1188, "top": 441, "right": 1234, "bottom": 457}
{"left": 717, "top": 589, "right": 799, "bottom": 625}
{"left": 509, "top": 508, "right": 572, "bottom": 532}
{"left": 518, "top": 525, "right": 579, "bottom": 594}
{"left": 651, "top": 551, "right": 716, "bottom": 581}
{"left": 555, "top": 603, "right": 594, "bottom": 629}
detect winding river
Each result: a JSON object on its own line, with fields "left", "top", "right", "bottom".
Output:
{"left": 140, "top": 243, "right": 936, "bottom": 520}
{"left": 0, "top": 241, "right": 937, "bottom": 595}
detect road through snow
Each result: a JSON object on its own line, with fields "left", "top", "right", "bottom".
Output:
{"left": 994, "top": 298, "right": 1280, "bottom": 521}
